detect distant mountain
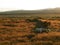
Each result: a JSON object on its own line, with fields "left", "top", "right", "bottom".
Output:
{"left": 0, "top": 8, "right": 60, "bottom": 15}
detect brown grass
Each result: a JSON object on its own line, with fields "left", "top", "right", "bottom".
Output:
{"left": 0, "top": 17, "right": 60, "bottom": 45}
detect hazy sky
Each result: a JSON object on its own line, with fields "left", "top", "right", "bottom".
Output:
{"left": 0, "top": 0, "right": 60, "bottom": 11}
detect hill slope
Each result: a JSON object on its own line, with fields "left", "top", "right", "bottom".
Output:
{"left": 0, "top": 8, "right": 60, "bottom": 15}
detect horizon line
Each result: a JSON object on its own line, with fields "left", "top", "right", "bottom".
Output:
{"left": 0, "top": 7, "right": 59, "bottom": 12}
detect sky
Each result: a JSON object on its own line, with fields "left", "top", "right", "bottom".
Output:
{"left": 0, "top": 0, "right": 60, "bottom": 11}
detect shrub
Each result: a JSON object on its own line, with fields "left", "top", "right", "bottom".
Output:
{"left": 3, "top": 23, "right": 17, "bottom": 27}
